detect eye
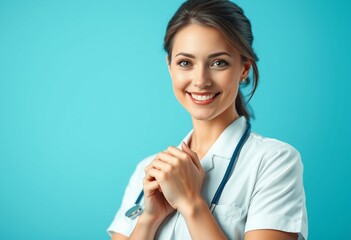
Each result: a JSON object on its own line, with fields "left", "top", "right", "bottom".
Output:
{"left": 177, "top": 60, "right": 192, "bottom": 68}
{"left": 211, "top": 60, "right": 229, "bottom": 68}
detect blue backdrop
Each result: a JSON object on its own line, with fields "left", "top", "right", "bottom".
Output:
{"left": 1, "top": 0, "right": 350, "bottom": 239}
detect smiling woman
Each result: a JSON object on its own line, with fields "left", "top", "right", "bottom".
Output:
{"left": 168, "top": 24, "right": 251, "bottom": 130}
{"left": 107, "top": 1, "right": 308, "bottom": 240}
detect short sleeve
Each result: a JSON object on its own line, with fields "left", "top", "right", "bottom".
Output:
{"left": 245, "top": 143, "right": 308, "bottom": 240}
{"left": 107, "top": 156, "right": 154, "bottom": 237}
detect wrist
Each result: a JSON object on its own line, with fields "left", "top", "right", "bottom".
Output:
{"left": 178, "top": 196, "right": 228, "bottom": 240}
{"left": 129, "top": 213, "right": 163, "bottom": 240}
{"left": 138, "top": 212, "right": 164, "bottom": 229}
{"left": 178, "top": 194, "right": 208, "bottom": 219}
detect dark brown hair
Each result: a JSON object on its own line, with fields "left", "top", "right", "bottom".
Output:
{"left": 163, "top": 0, "right": 259, "bottom": 120}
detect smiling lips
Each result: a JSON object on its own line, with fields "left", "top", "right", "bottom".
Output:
{"left": 187, "top": 92, "right": 220, "bottom": 105}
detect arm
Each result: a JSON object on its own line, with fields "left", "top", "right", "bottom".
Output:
{"left": 111, "top": 233, "right": 127, "bottom": 240}
{"left": 179, "top": 192, "right": 299, "bottom": 240}
{"left": 245, "top": 230, "right": 298, "bottom": 240}
{"left": 111, "top": 214, "right": 164, "bottom": 240}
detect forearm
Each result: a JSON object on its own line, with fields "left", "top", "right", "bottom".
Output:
{"left": 128, "top": 214, "right": 162, "bottom": 240}
{"left": 181, "top": 196, "right": 228, "bottom": 240}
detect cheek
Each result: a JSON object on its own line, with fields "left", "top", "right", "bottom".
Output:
{"left": 171, "top": 70, "right": 190, "bottom": 92}
{"left": 215, "top": 71, "right": 240, "bottom": 93}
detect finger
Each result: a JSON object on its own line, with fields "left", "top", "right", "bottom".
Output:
{"left": 156, "top": 151, "right": 180, "bottom": 166}
{"left": 144, "top": 163, "right": 161, "bottom": 182}
{"left": 164, "top": 146, "right": 191, "bottom": 163}
{"left": 152, "top": 158, "right": 172, "bottom": 172}
{"left": 144, "top": 164, "right": 154, "bottom": 180}
{"left": 143, "top": 180, "right": 161, "bottom": 196}
{"left": 144, "top": 161, "right": 154, "bottom": 173}
{"left": 145, "top": 157, "right": 162, "bottom": 173}
{"left": 148, "top": 168, "right": 165, "bottom": 183}
{"left": 181, "top": 141, "right": 203, "bottom": 171}
{"left": 144, "top": 171, "right": 156, "bottom": 181}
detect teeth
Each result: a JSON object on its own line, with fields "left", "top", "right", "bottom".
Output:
{"left": 191, "top": 93, "right": 215, "bottom": 101}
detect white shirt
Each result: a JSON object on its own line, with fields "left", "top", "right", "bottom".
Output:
{"left": 107, "top": 117, "right": 308, "bottom": 240}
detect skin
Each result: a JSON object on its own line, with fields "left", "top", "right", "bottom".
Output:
{"left": 112, "top": 24, "right": 298, "bottom": 240}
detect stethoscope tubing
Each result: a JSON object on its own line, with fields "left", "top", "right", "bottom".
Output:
{"left": 210, "top": 121, "right": 251, "bottom": 212}
{"left": 126, "top": 121, "right": 251, "bottom": 218}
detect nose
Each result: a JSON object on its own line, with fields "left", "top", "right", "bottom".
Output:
{"left": 192, "top": 66, "right": 212, "bottom": 88}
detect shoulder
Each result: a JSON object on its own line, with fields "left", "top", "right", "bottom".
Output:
{"left": 246, "top": 132, "right": 303, "bottom": 173}
{"left": 248, "top": 132, "right": 301, "bottom": 158}
{"left": 249, "top": 132, "right": 300, "bottom": 154}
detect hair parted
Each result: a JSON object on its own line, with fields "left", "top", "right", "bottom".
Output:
{"left": 163, "top": 0, "right": 259, "bottom": 120}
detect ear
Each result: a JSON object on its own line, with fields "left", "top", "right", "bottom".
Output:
{"left": 241, "top": 60, "right": 252, "bottom": 80}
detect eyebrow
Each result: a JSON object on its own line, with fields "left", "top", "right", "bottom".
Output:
{"left": 175, "top": 51, "right": 231, "bottom": 59}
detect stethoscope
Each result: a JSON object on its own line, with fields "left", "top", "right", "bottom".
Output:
{"left": 125, "top": 121, "right": 251, "bottom": 219}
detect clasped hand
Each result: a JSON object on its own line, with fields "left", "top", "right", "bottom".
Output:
{"left": 143, "top": 142, "right": 205, "bottom": 221}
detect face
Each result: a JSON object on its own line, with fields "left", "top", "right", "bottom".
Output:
{"left": 167, "top": 24, "right": 251, "bottom": 122}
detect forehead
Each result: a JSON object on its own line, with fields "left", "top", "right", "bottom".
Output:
{"left": 172, "top": 24, "right": 238, "bottom": 56}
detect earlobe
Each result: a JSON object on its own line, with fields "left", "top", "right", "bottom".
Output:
{"left": 241, "top": 60, "right": 252, "bottom": 80}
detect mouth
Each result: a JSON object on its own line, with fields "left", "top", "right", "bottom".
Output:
{"left": 186, "top": 91, "right": 221, "bottom": 105}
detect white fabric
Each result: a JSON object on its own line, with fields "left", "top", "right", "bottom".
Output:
{"left": 107, "top": 116, "right": 308, "bottom": 239}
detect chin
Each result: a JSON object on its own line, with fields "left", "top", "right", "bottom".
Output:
{"left": 189, "top": 112, "right": 218, "bottom": 121}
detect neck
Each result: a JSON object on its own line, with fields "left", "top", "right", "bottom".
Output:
{"left": 189, "top": 107, "right": 239, "bottom": 160}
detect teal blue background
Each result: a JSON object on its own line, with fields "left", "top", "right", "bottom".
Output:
{"left": 1, "top": 0, "right": 350, "bottom": 239}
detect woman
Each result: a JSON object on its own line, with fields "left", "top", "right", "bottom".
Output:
{"left": 107, "top": 0, "right": 308, "bottom": 239}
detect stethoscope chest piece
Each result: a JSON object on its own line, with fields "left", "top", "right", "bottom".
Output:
{"left": 125, "top": 204, "right": 143, "bottom": 219}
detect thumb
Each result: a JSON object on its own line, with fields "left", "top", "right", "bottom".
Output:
{"left": 181, "top": 141, "right": 202, "bottom": 171}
